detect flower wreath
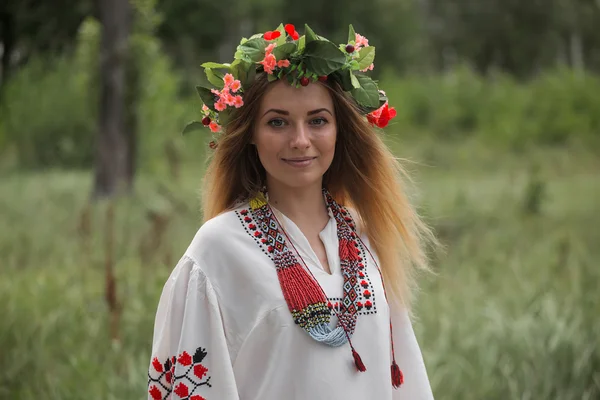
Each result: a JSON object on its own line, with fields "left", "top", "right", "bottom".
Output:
{"left": 183, "top": 23, "right": 397, "bottom": 147}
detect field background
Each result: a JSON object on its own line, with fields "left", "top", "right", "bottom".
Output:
{"left": 1, "top": 0, "right": 600, "bottom": 398}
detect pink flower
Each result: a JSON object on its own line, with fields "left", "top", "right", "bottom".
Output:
{"left": 355, "top": 33, "right": 369, "bottom": 49}
{"left": 260, "top": 53, "right": 277, "bottom": 74}
{"left": 221, "top": 91, "right": 235, "bottom": 106}
{"left": 230, "top": 80, "right": 241, "bottom": 92}
{"left": 223, "top": 73, "right": 235, "bottom": 87}
{"left": 360, "top": 63, "right": 374, "bottom": 72}
{"left": 214, "top": 100, "right": 227, "bottom": 111}
{"left": 202, "top": 104, "right": 210, "bottom": 115}
{"left": 211, "top": 88, "right": 221, "bottom": 96}
{"left": 265, "top": 43, "right": 276, "bottom": 56}
{"left": 233, "top": 95, "right": 244, "bottom": 108}
{"left": 209, "top": 121, "right": 221, "bottom": 132}
{"left": 277, "top": 59, "right": 290, "bottom": 68}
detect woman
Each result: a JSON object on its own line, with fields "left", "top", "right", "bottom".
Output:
{"left": 148, "top": 23, "right": 436, "bottom": 400}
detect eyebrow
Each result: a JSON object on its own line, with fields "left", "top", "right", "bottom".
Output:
{"left": 262, "top": 108, "right": 333, "bottom": 117}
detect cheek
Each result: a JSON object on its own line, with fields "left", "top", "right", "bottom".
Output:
{"left": 318, "top": 127, "right": 337, "bottom": 156}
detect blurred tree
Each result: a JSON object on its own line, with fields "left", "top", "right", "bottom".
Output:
{"left": 0, "top": 0, "right": 92, "bottom": 87}
{"left": 94, "top": 0, "right": 133, "bottom": 198}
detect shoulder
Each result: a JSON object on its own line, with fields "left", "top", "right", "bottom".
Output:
{"left": 182, "top": 202, "right": 267, "bottom": 279}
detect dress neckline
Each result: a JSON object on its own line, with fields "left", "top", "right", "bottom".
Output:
{"left": 269, "top": 204, "right": 340, "bottom": 276}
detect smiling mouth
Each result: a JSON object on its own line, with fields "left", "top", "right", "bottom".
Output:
{"left": 282, "top": 157, "right": 317, "bottom": 162}
{"left": 281, "top": 157, "right": 317, "bottom": 167}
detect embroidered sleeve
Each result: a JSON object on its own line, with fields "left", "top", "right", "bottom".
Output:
{"left": 391, "top": 307, "right": 434, "bottom": 399}
{"left": 147, "top": 256, "right": 240, "bottom": 400}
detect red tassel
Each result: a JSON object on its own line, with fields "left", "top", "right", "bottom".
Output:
{"left": 352, "top": 349, "right": 366, "bottom": 372}
{"left": 391, "top": 361, "right": 404, "bottom": 388}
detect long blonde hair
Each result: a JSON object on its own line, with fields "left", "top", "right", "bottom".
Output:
{"left": 202, "top": 73, "right": 435, "bottom": 308}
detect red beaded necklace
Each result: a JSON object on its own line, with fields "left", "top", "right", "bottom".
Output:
{"left": 248, "top": 188, "right": 403, "bottom": 388}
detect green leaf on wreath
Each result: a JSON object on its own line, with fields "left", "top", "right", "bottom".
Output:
{"left": 273, "top": 43, "right": 296, "bottom": 61}
{"left": 297, "top": 35, "right": 306, "bottom": 52}
{"left": 205, "top": 68, "right": 224, "bottom": 88}
{"left": 275, "top": 23, "right": 287, "bottom": 46}
{"left": 303, "top": 41, "right": 346, "bottom": 76}
{"left": 182, "top": 121, "right": 204, "bottom": 135}
{"left": 348, "top": 24, "right": 356, "bottom": 44}
{"left": 231, "top": 59, "right": 255, "bottom": 91}
{"left": 201, "top": 62, "right": 231, "bottom": 69}
{"left": 237, "top": 38, "right": 268, "bottom": 63}
{"left": 196, "top": 86, "right": 217, "bottom": 111}
{"left": 331, "top": 69, "right": 354, "bottom": 91}
{"left": 304, "top": 24, "right": 318, "bottom": 44}
{"left": 350, "top": 73, "right": 360, "bottom": 89}
{"left": 356, "top": 46, "right": 375, "bottom": 71}
{"left": 350, "top": 75, "right": 380, "bottom": 109}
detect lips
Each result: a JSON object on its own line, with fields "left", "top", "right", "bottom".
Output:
{"left": 282, "top": 157, "right": 317, "bottom": 168}
{"left": 282, "top": 157, "right": 316, "bottom": 162}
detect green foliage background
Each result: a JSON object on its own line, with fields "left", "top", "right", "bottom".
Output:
{"left": 0, "top": 0, "right": 599, "bottom": 398}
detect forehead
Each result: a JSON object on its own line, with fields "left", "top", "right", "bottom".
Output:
{"left": 259, "top": 80, "right": 334, "bottom": 114}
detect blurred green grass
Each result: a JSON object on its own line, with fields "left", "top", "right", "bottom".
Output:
{"left": 1, "top": 139, "right": 599, "bottom": 399}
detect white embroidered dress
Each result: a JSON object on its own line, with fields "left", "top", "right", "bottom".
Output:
{"left": 147, "top": 203, "right": 434, "bottom": 400}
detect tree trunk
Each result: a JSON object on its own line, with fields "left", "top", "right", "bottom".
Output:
{"left": 0, "top": 10, "right": 15, "bottom": 89}
{"left": 94, "top": 0, "right": 132, "bottom": 199}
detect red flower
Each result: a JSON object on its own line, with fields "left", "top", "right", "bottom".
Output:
{"left": 191, "top": 396, "right": 206, "bottom": 400}
{"left": 361, "top": 280, "right": 368, "bottom": 288}
{"left": 149, "top": 385, "right": 162, "bottom": 400}
{"left": 254, "top": 231, "right": 262, "bottom": 237}
{"left": 363, "top": 289, "right": 371, "bottom": 298}
{"left": 358, "top": 271, "right": 365, "bottom": 278}
{"left": 365, "top": 300, "right": 372, "bottom": 308}
{"left": 194, "top": 364, "right": 209, "bottom": 379}
{"left": 244, "top": 216, "right": 252, "bottom": 222}
{"left": 248, "top": 223, "right": 256, "bottom": 230}
{"left": 267, "top": 245, "right": 274, "bottom": 253}
{"left": 284, "top": 23, "right": 300, "bottom": 40}
{"left": 174, "top": 382, "right": 189, "bottom": 398}
{"left": 165, "top": 371, "right": 172, "bottom": 384}
{"left": 240, "top": 209, "right": 248, "bottom": 215}
{"left": 177, "top": 351, "right": 192, "bottom": 366}
{"left": 152, "top": 357, "right": 163, "bottom": 372}
{"left": 285, "top": 24, "right": 295, "bottom": 35}
{"left": 264, "top": 30, "right": 281, "bottom": 41}
{"left": 367, "top": 102, "right": 397, "bottom": 128}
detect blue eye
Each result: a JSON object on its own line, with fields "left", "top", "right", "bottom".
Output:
{"left": 268, "top": 118, "right": 286, "bottom": 128}
{"left": 310, "top": 117, "right": 328, "bottom": 126}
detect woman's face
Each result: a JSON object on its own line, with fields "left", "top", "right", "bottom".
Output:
{"left": 253, "top": 80, "right": 337, "bottom": 192}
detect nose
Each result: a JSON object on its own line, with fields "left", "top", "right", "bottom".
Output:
{"left": 290, "top": 123, "right": 311, "bottom": 149}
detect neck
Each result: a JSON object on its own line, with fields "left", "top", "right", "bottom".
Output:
{"left": 266, "top": 180, "right": 328, "bottom": 224}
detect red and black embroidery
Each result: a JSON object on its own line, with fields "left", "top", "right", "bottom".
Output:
{"left": 237, "top": 204, "right": 378, "bottom": 317}
{"left": 325, "top": 222, "right": 378, "bottom": 316}
{"left": 148, "top": 347, "right": 211, "bottom": 400}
